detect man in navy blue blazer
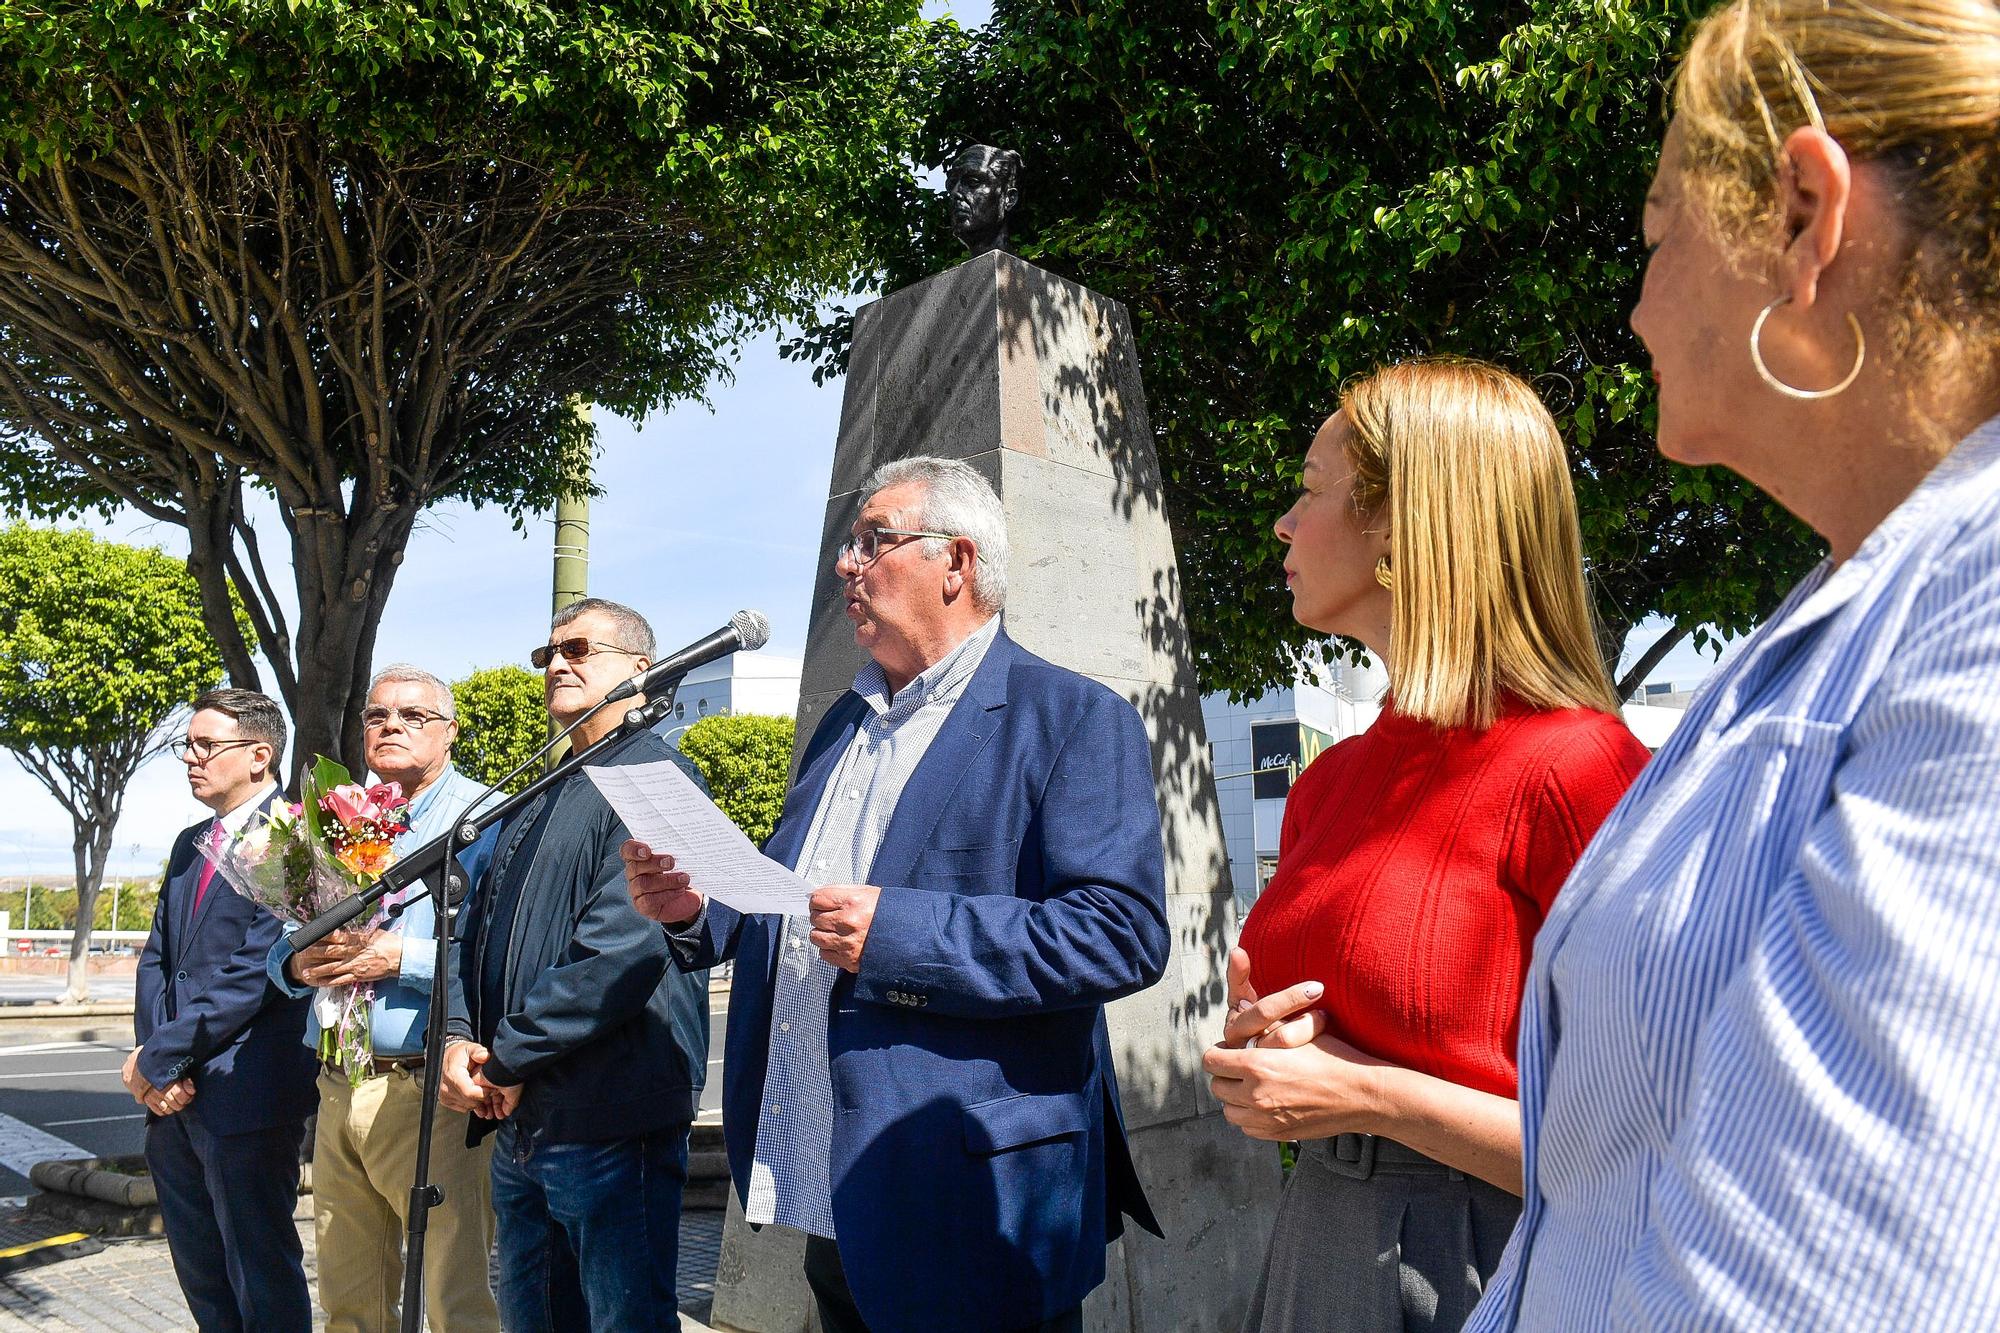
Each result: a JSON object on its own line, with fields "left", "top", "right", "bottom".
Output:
{"left": 127, "top": 688, "right": 318, "bottom": 1332}
{"left": 625, "top": 457, "right": 1170, "bottom": 1333}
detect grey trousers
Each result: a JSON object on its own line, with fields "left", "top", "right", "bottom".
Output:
{"left": 1243, "top": 1134, "right": 1520, "bottom": 1333}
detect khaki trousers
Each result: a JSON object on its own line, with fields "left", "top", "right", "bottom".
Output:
{"left": 313, "top": 1065, "right": 499, "bottom": 1333}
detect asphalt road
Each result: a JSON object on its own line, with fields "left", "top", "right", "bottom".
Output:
{"left": 0, "top": 1035, "right": 144, "bottom": 1197}
{"left": 0, "top": 1005, "right": 726, "bottom": 1201}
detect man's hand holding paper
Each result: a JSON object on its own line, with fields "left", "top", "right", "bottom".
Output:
{"left": 590, "top": 758, "right": 814, "bottom": 916}
{"left": 622, "top": 841, "right": 705, "bottom": 925}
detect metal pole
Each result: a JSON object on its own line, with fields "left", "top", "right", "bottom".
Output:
{"left": 549, "top": 400, "right": 592, "bottom": 768}
{"left": 551, "top": 400, "right": 591, "bottom": 618}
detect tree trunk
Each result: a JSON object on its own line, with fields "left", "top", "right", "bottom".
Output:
{"left": 61, "top": 821, "right": 115, "bottom": 1004}
{"left": 282, "top": 505, "right": 415, "bottom": 783}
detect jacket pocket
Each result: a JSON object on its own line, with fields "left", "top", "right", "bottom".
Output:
{"left": 962, "top": 1090, "right": 1089, "bottom": 1155}
{"left": 919, "top": 841, "right": 1022, "bottom": 877}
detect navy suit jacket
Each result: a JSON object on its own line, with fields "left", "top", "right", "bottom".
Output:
{"left": 135, "top": 793, "right": 318, "bottom": 1135}
{"left": 681, "top": 631, "right": 1169, "bottom": 1332}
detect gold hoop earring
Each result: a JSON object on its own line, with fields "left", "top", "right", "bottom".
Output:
{"left": 1374, "top": 555, "right": 1393, "bottom": 589}
{"left": 1749, "top": 295, "right": 1865, "bottom": 400}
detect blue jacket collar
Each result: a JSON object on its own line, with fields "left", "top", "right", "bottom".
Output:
{"left": 766, "top": 631, "right": 1024, "bottom": 891}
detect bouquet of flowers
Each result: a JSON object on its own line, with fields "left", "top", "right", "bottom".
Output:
{"left": 201, "top": 756, "right": 412, "bottom": 1084}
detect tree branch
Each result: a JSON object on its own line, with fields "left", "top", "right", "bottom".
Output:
{"left": 1616, "top": 621, "right": 1691, "bottom": 701}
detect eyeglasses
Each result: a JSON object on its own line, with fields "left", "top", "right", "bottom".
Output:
{"left": 170, "top": 737, "right": 261, "bottom": 763}
{"left": 835, "top": 526, "right": 966, "bottom": 568}
{"left": 361, "top": 706, "right": 453, "bottom": 731}
{"left": 530, "top": 638, "right": 642, "bottom": 670}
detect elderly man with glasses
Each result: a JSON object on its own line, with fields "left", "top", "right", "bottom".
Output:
{"left": 625, "top": 457, "right": 1170, "bottom": 1333}
{"left": 440, "top": 597, "right": 712, "bottom": 1333}
{"left": 132, "top": 688, "right": 319, "bottom": 1332}
{"left": 267, "top": 664, "right": 501, "bottom": 1333}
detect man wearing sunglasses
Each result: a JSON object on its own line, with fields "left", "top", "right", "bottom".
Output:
{"left": 440, "top": 597, "right": 711, "bottom": 1333}
{"left": 625, "top": 456, "right": 1170, "bottom": 1333}
{"left": 130, "top": 688, "right": 318, "bottom": 1332}
{"left": 267, "top": 664, "right": 501, "bottom": 1333}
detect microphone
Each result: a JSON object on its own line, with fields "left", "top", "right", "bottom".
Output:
{"left": 605, "top": 609, "right": 771, "bottom": 704}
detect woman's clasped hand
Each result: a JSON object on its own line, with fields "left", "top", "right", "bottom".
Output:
{"left": 1204, "top": 948, "right": 1389, "bottom": 1142}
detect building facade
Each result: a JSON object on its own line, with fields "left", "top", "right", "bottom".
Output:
{"left": 652, "top": 652, "right": 804, "bottom": 738}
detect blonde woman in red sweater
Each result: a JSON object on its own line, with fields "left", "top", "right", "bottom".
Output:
{"left": 1205, "top": 357, "right": 1650, "bottom": 1331}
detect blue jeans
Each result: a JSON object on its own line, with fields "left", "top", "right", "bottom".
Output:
{"left": 489, "top": 1119, "right": 689, "bottom": 1333}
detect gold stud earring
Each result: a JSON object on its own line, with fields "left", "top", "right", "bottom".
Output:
{"left": 1374, "top": 555, "right": 1393, "bottom": 589}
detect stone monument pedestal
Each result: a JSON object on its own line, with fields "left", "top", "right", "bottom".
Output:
{"left": 708, "top": 250, "right": 1280, "bottom": 1332}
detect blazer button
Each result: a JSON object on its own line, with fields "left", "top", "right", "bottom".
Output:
{"left": 175, "top": 970, "right": 188, "bottom": 982}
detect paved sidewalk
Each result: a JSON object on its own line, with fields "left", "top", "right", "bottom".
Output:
{"left": 0, "top": 1198, "right": 724, "bottom": 1331}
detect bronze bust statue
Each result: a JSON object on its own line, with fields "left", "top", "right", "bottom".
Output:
{"left": 945, "top": 144, "right": 1022, "bottom": 257}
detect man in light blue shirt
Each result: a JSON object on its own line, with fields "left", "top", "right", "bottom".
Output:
{"left": 268, "top": 664, "right": 500, "bottom": 1333}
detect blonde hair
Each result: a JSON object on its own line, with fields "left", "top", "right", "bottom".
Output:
{"left": 1674, "top": 0, "right": 2000, "bottom": 383}
{"left": 1341, "top": 358, "right": 1619, "bottom": 729}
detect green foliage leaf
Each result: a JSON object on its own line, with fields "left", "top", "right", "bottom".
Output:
{"left": 450, "top": 666, "right": 547, "bottom": 796}
{"left": 0, "top": 524, "right": 229, "bottom": 755}
{"left": 0, "top": 0, "right": 949, "bottom": 769}
{"left": 676, "top": 712, "right": 794, "bottom": 847}
{"left": 803, "top": 0, "right": 1823, "bottom": 698}
{"left": 0, "top": 524, "right": 236, "bottom": 901}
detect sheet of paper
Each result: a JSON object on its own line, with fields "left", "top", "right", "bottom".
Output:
{"left": 585, "top": 759, "right": 814, "bottom": 915}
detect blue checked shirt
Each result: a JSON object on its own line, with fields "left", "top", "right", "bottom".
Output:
{"left": 1470, "top": 416, "right": 2000, "bottom": 1329}
{"left": 745, "top": 615, "right": 1000, "bottom": 1238}
{"left": 269, "top": 764, "right": 493, "bottom": 1058}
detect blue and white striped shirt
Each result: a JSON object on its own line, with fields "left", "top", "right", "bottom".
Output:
{"left": 745, "top": 615, "right": 1000, "bottom": 1238}
{"left": 1470, "top": 416, "right": 2000, "bottom": 1330}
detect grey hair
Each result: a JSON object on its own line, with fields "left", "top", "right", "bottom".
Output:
{"left": 368, "top": 664, "right": 456, "bottom": 719}
{"left": 861, "top": 455, "right": 1009, "bottom": 610}
{"left": 551, "top": 597, "right": 657, "bottom": 659}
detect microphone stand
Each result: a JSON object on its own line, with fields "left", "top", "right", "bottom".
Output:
{"left": 292, "top": 679, "right": 684, "bottom": 1333}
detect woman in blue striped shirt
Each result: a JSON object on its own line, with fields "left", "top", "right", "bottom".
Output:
{"left": 1468, "top": 1, "right": 2000, "bottom": 1327}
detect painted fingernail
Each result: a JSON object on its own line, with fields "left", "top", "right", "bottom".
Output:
{"left": 1303, "top": 981, "right": 1323, "bottom": 999}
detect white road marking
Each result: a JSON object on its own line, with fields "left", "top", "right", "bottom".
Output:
{"left": 0, "top": 1110, "right": 93, "bottom": 1178}
{"left": 0, "top": 1067, "right": 127, "bottom": 1080}
{"left": 0, "top": 1042, "right": 118, "bottom": 1058}
{"left": 43, "top": 1114, "right": 145, "bottom": 1128}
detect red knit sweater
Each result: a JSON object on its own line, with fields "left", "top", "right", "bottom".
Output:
{"left": 1237, "top": 701, "right": 1650, "bottom": 1099}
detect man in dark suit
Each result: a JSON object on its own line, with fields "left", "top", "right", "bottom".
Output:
{"left": 125, "top": 688, "right": 318, "bottom": 1332}
{"left": 624, "top": 457, "right": 1170, "bottom": 1333}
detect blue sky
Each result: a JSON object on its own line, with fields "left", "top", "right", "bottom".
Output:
{"left": 0, "top": 0, "right": 1741, "bottom": 876}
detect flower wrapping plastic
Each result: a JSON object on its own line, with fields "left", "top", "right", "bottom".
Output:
{"left": 199, "top": 756, "right": 412, "bottom": 1085}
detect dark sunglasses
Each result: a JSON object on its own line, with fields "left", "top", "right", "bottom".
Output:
{"left": 530, "top": 637, "right": 641, "bottom": 670}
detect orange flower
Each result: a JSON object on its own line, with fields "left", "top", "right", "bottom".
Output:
{"left": 337, "top": 839, "right": 395, "bottom": 879}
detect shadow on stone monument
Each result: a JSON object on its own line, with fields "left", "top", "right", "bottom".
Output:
{"left": 707, "top": 153, "right": 1280, "bottom": 1333}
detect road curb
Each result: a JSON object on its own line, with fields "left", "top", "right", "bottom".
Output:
{"left": 21, "top": 1157, "right": 315, "bottom": 1239}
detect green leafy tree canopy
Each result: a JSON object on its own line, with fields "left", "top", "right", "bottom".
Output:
{"left": 0, "top": 0, "right": 949, "bottom": 774}
{"left": 677, "top": 713, "right": 794, "bottom": 846}
{"left": 0, "top": 523, "right": 238, "bottom": 997}
{"left": 807, "top": 0, "right": 1823, "bottom": 698}
{"left": 450, "top": 665, "right": 546, "bottom": 796}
